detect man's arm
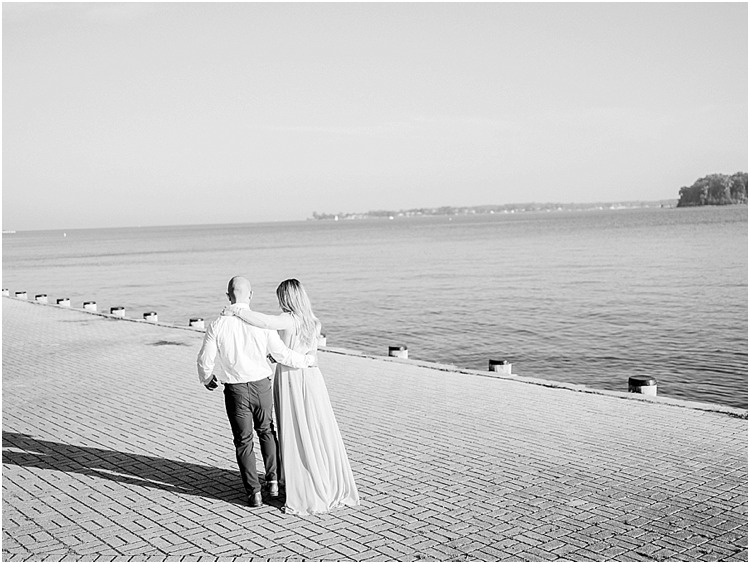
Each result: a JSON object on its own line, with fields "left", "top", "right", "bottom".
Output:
{"left": 266, "top": 331, "right": 316, "bottom": 369}
{"left": 197, "top": 321, "right": 219, "bottom": 386}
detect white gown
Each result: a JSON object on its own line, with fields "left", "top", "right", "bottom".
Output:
{"left": 274, "top": 327, "right": 359, "bottom": 515}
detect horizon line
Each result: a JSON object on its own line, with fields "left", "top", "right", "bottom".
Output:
{"left": 3, "top": 197, "right": 702, "bottom": 233}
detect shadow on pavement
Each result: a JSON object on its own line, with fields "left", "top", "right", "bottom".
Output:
{"left": 1, "top": 431, "right": 282, "bottom": 508}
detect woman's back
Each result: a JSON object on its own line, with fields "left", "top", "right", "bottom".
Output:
{"left": 274, "top": 313, "right": 318, "bottom": 354}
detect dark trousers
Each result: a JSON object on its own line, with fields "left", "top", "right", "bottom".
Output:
{"left": 223, "top": 379, "right": 278, "bottom": 496}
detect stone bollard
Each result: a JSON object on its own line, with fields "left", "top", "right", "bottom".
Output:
{"left": 15, "top": 291, "right": 27, "bottom": 300}
{"left": 83, "top": 301, "right": 97, "bottom": 312}
{"left": 2, "top": 289, "right": 9, "bottom": 296}
{"left": 111, "top": 307, "right": 125, "bottom": 318}
{"left": 189, "top": 318, "right": 205, "bottom": 330}
{"left": 318, "top": 333, "right": 327, "bottom": 347}
{"left": 143, "top": 312, "right": 158, "bottom": 322}
{"left": 489, "top": 359, "right": 512, "bottom": 375}
{"left": 629, "top": 376, "right": 657, "bottom": 396}
{"left": 388, "top": 345, "right": 408, "bottom": 359}
{"left": 35, "top": 294, "right": 48, "bottom": 304}
{"left": 57, "top": 298, "right": 71, "bottom": 307}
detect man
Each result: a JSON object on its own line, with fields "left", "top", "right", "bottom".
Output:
{"left": 197, "top": 276, "right": 316, "bottom": 508}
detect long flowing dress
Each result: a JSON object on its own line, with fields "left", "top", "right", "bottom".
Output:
{"left": 273, "top": 322, "right": 359, "bottom": 515}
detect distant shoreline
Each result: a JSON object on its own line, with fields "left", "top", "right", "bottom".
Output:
{"left": 9, "top": 200, "right": 749, "bottom": 233}
{"left": 310, "top": 199, "right": 679, "bottom": 221}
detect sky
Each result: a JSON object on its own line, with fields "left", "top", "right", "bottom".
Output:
{"left": 2, "top": 2, "right": 748, "bottom": 230}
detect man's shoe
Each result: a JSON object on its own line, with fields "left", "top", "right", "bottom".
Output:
{"left": 248, "top": 492, "right": 263, "bottom": 507}
{"left": 266, "top": 481, "right": 279, "bottom": 498}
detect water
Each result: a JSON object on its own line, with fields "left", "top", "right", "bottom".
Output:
{"left": 3, "top": 206, "right": 747, "bottom": 409}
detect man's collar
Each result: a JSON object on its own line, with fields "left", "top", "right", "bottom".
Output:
{"left": 232, "top": 303, "right": 250, "bottom": 309}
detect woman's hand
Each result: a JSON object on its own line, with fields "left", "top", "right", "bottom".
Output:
{"left": 221, "top": 305, "right": 240, "bottom": 316}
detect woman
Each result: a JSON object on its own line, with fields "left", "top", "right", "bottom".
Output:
{"left": 223, "top": 279, "right": 359, "bottom": 515}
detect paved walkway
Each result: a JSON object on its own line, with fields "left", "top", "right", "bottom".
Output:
{"left": 2, "top": 297, "right": 747, "bottom": 562}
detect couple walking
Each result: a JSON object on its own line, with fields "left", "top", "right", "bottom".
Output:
{"left": 196, "top": 276, "right": 359, "bottom": 515}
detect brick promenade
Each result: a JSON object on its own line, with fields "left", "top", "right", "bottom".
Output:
{"left": 2, "top": 297, "right": 747, "bottom": 562}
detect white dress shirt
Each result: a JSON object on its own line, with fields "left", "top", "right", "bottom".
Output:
{"left": 197, "top": 303, "right": 314, "bottom": 386}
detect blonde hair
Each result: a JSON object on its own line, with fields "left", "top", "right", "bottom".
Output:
{"left": 276, "top": 279, "right": 321, "bottom": 347}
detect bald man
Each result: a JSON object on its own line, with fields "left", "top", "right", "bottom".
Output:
{"left": 197, "top": 276, "right": 316, "bottom": 508}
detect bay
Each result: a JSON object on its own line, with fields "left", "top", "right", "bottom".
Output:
{"left": 3, "top": 206, "right": 747, "bottom": 409}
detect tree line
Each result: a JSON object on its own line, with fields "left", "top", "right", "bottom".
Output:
{"left": 677, "top": 172, "right": 748, "bottom": 207}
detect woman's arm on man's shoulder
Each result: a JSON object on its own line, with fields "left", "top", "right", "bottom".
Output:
{"left": 223, "top": 306, "right": 295, "bottom": 331}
